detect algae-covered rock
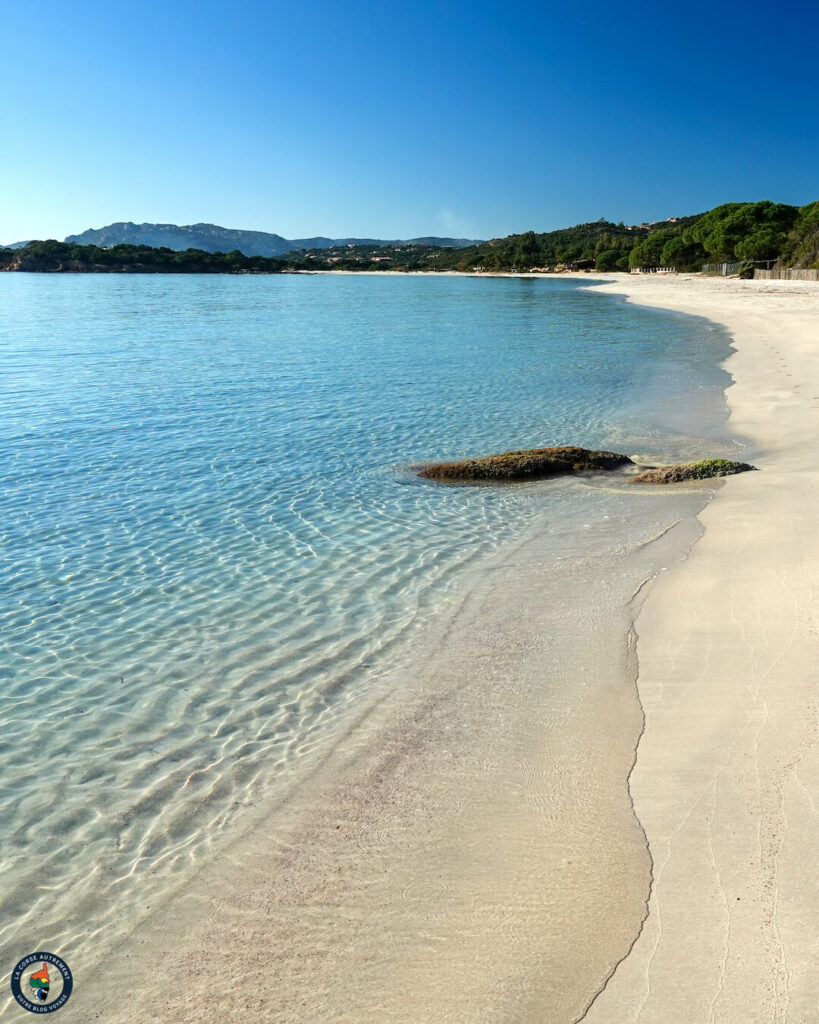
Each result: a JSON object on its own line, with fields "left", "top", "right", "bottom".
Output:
{"left": 632, "top": 459, "right": 756, "bottom": 484}
{"left": 418, "top": 446, "right": 633, "bottom": 482}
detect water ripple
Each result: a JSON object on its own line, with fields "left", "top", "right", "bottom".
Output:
{"left": 0, "top": 273, "right": 735, "bottom": 985}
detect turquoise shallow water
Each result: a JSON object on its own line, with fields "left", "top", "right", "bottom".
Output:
{"left": 0, "top": 273, "right": 733, "bottom": 982}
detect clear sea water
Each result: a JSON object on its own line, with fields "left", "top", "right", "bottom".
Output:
{"left": 0, "top": 273, "right": 733, "bottom": 989}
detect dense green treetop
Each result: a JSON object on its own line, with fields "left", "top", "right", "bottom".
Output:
{"left": 0, "top": 240, "right": 286, "bottom": 273}
{"left": 683, "top": 201, "right": 798, "bottom": 262}
{"left": 779, "top": 201, "right": 819, "bottom": 267}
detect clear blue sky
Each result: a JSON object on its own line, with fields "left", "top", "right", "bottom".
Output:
{"left": 2, "top": 0, "right": 818, "bottom": 243}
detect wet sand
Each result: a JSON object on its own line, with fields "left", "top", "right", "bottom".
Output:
{"left": 74, "top": 482, "right": 712, "bottom": 1024}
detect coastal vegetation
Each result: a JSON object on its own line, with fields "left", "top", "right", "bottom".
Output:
{"left": 0, "top": 240, "right": 287, "bottom": 273}
{"left": 418, "top": 446, "right": 633, "bottom": 482}
{"left": 4, "top": 200, "right": 817, "bottom": 274}
{"left": 280, "top": 200, "right": 819, "bottom": 273}
{"left": 632, "top": 459, "right": 756, "bottom": 483}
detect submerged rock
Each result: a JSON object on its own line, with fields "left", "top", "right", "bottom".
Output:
{"left": 418, "top": 446, "right": 633, "bottom": 482}
{"left": 632, "top": 459, "right": 756, "bottom": 484}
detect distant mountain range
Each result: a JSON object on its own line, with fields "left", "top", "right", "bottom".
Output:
{"left": 20, "top": 222, "right": 480, "bottom": 256}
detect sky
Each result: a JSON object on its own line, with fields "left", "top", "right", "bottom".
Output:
{"left": 2, "top": 0, "right": 818, "bottom": 243}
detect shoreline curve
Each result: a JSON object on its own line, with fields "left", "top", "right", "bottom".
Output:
{"left": 579, "top": 273, "right": 819, "bottom": 1023}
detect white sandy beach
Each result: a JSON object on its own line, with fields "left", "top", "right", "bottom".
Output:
{"left": 71, "top": 274, "right": 819, "bottom": 1024}
{"left": 582, "top": 274, "right": 819, "bottom": 1022}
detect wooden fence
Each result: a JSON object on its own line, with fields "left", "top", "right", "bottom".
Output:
{"left": 702, "top": 262, "right": 740, "bottom": 276}
{"left": 754, "top": 268, "right": 819, "bottom": 282}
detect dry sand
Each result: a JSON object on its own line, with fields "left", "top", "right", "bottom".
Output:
{"left": 70, "top": 274, "right": 819, "bottom": 1023}
{"left": 581, "top": 274, "right": 819, "bottom": 1023}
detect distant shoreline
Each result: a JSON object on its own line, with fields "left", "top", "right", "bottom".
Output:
{"left": 7, "top": 201, "right": 816, "bottom": 275}
{"left": 0, "top": 264, "right": 607, "bottom": 278}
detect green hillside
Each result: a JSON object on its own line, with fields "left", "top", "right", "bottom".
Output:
{"left": 284, "top": 201, "right": 819, "bottom": 273}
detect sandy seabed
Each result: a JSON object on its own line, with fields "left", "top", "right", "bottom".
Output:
{"left": 66, "top": 275, "right": 819, "bottom": 1023}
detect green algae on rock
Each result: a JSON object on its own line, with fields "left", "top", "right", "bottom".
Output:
{"left": 632, "top": 459, "right": 756, "bottom": 484}
{"left": 418, "top": 446, "right": 633, "bottom": 482}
